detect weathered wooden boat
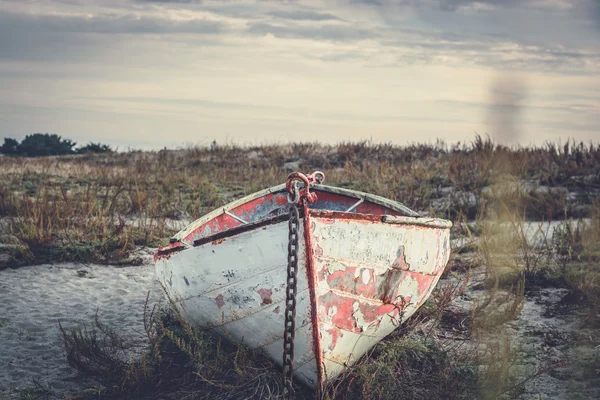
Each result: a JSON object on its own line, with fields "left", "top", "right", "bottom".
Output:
{"left": 155, "top": 171, "right": 451, "bottom": 392}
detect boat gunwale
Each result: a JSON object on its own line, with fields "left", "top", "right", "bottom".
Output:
{"left": 189, "top": 210, "right": 452, "bottom": 249}
{"left": 313, "top": 210, "right": 453, "bottom": 229}
{"left": 192, "top": 212, "right": 293, "bottom": 247}
{"left": 156, "top": 209, "right": 451, "bottom": 256}
{"left": 169, "top": 183, "right": 421, "bottom": 243}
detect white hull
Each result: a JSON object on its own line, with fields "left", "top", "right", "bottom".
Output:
{"left": 156, "top": 211, "right": 451, "bottom": 388}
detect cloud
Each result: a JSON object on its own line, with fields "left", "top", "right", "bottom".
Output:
{"left": 267, "top": 10, "right": 342, "bottom": 21}
{"left": 0, "top": 8, "right": 226, "bottom": 63}
{"left": 136, "top": 0, "right": 202, "bottom": 3}
{"left": 87, "top": 96, "right": 276, "bottom": 111}
{"left": 591, "top": 0, "right": 600, "bottom": 32}
{"left": 1, "top": 0, "right": 597, "bottom": 71}
{"left": 349, "top": 0, "right": 388, "bottom": 6}
{"left": 0, "top": 0, "right": 599, "bottom": 147}
{"left": 246, "top": 22, "right": 376, "bottom": 41}
{"left": 348, "top": 0, "right": 573, "bottom": 12}
{"left": 0, "top": 11, "right": 224, "bottom": 35}
{"left": 374, "top": 24, "right": 600, "bottom": 72}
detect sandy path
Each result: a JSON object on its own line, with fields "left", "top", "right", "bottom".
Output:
{"left": 0, "top": 257, "right": 162, "bottom": 398}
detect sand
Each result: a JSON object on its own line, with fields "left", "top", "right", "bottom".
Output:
{"left": 445, "top": 270, "right": 600, "bottom": 400}
{"left": 0, "top": 250, "right": 162, "bottom": 399}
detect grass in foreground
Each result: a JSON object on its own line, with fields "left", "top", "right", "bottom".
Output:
{"left": 60, "top": 298, "right": 295, "bottom": 400}
{"left": 59, "top": 298, "right": 480, "bottom": 400}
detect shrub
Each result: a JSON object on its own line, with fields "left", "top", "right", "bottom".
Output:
{"left": 77, "top": 143, "right": 113, "bottom": 154}
{"left": 16, "top": 133, "right": 77, "bottom": 157}
{"left": 0, "top": 137, "right": 18, "bottom": 155}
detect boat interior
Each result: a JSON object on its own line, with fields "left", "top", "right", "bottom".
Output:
{"left": 156, "top": 183, "right": 420, "bottom": 256}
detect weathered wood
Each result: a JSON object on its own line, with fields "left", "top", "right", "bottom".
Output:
{"left": 155, "top": 183, "right": 451, "bottom": 389}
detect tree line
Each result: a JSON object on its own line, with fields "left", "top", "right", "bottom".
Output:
{"left": 0, "top": 133, "right": 112, "bottom": 157}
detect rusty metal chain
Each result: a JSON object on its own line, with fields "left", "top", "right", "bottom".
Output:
{"left": 282, "top": 172, "right": 324, "bottom": 399}
{"left": 283, "top": 198, "right": 300, "bottom": 399}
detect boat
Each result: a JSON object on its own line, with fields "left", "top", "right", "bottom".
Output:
{"left": 154, "top": 171, "right": 452, "bottom": 391}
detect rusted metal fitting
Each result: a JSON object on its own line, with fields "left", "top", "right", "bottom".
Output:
{"left": 286, "top": 172, "right": 320, "bottom": 204}
{"left": 307, "top": 171, "right": 325, "bottom": 184}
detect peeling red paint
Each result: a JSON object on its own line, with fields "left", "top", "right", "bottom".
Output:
{"left": 358, "top": 301, "right": 402, "bottom": 323}
{"left": 377, "top": 268, "right": 406, "bottom": 304}
{"left": 257, "top": 288, "right": 273, "bottom": 305}
{"left": 320, "top": 292, "right": 360, "bottom": 332}
{"left": 319, "top": 291, "right": 408, "bottom": 337}
{"left": 156, "top": 174, "right": 452, "bottom": 389}
{"left": 318, "top": 247, "right": 414, "bottom": 303}
{"left": 311, "top": 191, "right": 404, "bottom": 216}
{"left": 317, "top": 263, "right": 328, "bottom": 281}
{"left": 155, "top": 241, "right": 184, "bottom": 261}
{"left": 159, "top": 241, "right": 182, "bottom": 250}
{"left": 390, "top": 246, "right": 411, "bottom": 271}
{"left": 215, "top": 294, "right": 225, "bottom": 309}
{"left": 325, "top": 265, "right": 378, "bottom": 298}
{"left": 275, "top": 194, "right": 288, "bottom": 205}
{"left": 193, "top": 213, "right": 289, "bottom": 247}
{"left": 182, "top": 188, "right": 407, "bottom": 244}
{"left": 318, "top": 218, "right": 335, "bottom": 225}
{"left": 153, "top": 252, "right": 163, "bottom": 262}
{"left": 326, "top": 327, "right": 343, "bottom": 350}
{"left": 377, "top": 246, "right": 411, "bottom": 303}
{"left": 316, "top": 244, "right": 437, "bottom": 336}
{"left": 185, "top": 194, "right": 290, "bottom": 243}
{"left": 312, "top": 213, "right": 382, "bottom": 224}
{"left": 313, "top": 243, "right": 324, "bottom": 257}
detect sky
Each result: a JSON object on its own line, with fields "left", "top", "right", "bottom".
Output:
{"left": 0, "top": 0, "right": 599, "bottom": 150}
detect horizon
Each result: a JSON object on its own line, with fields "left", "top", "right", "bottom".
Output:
{"left": 3, "top": 132, "right": 600, "bottom": 154}
{"left": 1, "top": 0, "right": 599, "bottom": 150}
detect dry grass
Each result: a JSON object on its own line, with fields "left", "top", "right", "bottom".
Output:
{"left": 60, "top": 295, "right": 293, "bottom": 400}
{"left": 2, "top": 137, "right": 599, "bottom": 266}
{"left": 4, "top": 136, "right": 600, "bottom": 399}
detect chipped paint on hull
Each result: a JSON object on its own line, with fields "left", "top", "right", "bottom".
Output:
{"left": 309, "top": 216, "right": 450, "bottom": 380}
{"left": 156, "top": 220, "right": 322, "bottom": 388}
{"left": 155, "top": 185, "right": 451, "bottom": 390}
{"left": 156, "top": 211, "right": 450, "bottom": 389}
